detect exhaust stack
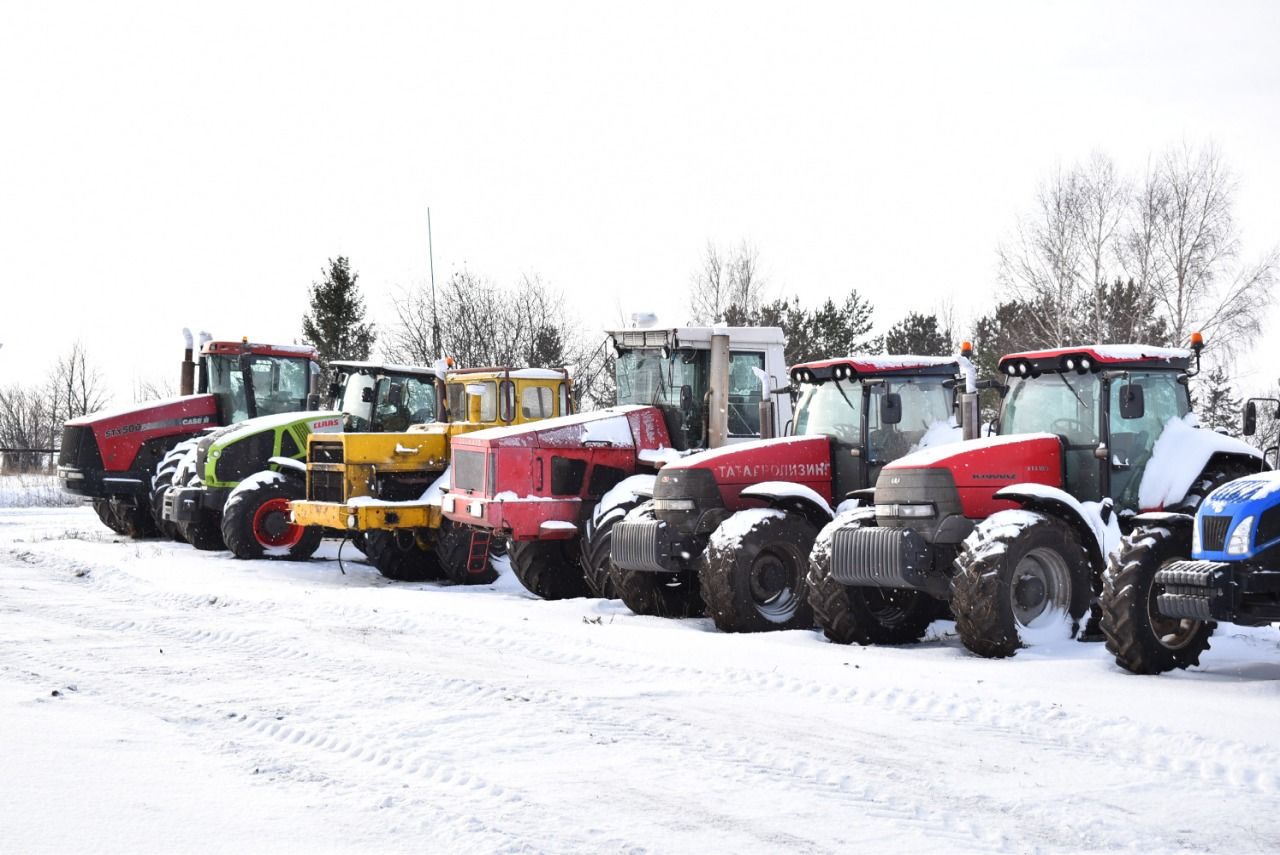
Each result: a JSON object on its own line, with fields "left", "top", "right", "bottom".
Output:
{"left": 707, "top": 332, "right": 730, "bottom": 449}
{"left": 180, "top": 328, "right": 196, "bottom": 396}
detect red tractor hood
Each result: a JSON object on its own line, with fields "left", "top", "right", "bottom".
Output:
{"left": 453, "top": 405, "right": 673, "bottom": 453}
{"left": 659, "top": 435, "right": 833, "bottom": 507}
{"left": 67, "top": 394, "right": 219, "bottom": 471}
{"left": 882, "top": 432, "right": 1064, "bottom": 518}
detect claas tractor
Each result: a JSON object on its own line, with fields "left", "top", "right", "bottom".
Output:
{"left": 439, "top": 324, "right": 792, "bottom": 601}
{"left": 810, "top": 338, "right": 1263, "bottom": 658}
{"left": 58, "top": 331, "right": 320, "bottom": 538}
{"left": 288, "top": 366, "right": 571, "bottom": 583}
{"left": 608, "top": 352, "right": 979, "bottom": 632}
{"left": 158, "top": 360, "right": 446, "bottom": 557}
{"left": 1101, "top": 396, "right": 1280, "bottom": 674}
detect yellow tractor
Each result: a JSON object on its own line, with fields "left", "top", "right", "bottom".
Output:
{"left": 289, "top": 366, "right": 569, "bottom": 584}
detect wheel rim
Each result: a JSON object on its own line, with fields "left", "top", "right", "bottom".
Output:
{"left": 1146, "top": 562, "right": 1203, "bottom": 650}
{"left": 1010, "top": 547, "right": 1071, "bottom": 627}
{"left": 252, "top": 497, "right": 303, "bottom": 548}
{"left": 864, "top": 588, "right": 919, "bottom": 627}
{"left": 748, "top": 544, "right": 801, "bottom": 621}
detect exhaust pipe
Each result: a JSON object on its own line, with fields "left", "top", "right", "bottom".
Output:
{"left": 707, "top": 332, "right": 730, "bottom": 449}
{"left": 180, "top": 328, "right": 196, "bottom": 396}
{"left": 958, "top": 341, "right": 981, "bottom": 440}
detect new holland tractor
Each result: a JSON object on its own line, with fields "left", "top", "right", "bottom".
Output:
{"left": 158, "top": 360, "right": 446, "bottom": 558}
{"left": 809, "top": 338, "right": 1264, "bottom": 658}
{"left": 288, "top": 366, "right": 571, "bottom": 583}
{"left": 1100, "top": 398, "right": 1280, "bottom": 674}
{"left": 439, "top": 324, "right": 792, "bottom": 601}
{"left": 58, "top": 331, "right": 320, "bottom": 538}
{"left": 608, "top": 352, "right": 979, "bottom": 632}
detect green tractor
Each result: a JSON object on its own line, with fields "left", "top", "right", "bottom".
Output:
{"left": 158, "top": 360, "right": 445, "bottom": 559}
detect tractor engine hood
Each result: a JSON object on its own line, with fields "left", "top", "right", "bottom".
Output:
{"left": 656, "top": 435, "right": 833, "bottom": 508}
{"left": 1193, "top": 471, "right": 1280, "bottom": 561}
{"left": 65, "top": 394, "right": 219, "bottom": 472}
{"left": 878, "top": 432, "right": 1064, "bottom": 519}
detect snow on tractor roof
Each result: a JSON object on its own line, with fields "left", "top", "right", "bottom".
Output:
{"left": 457, "top": 405, "right": 649, "bottom": 443}
{"left": 999, "top": 344, "right": 1191, "bottom": 374}
{"left": 791, "top": 355, "right": 959, "bottom": 382}
{"left": 608, "top": 325, "right": 786, "bottom": 350}
{"left": 202, "top": 341, "right": 319, "bottom": 359}
{"left": 329, "top": 360, "right": 441, "bottom": 377}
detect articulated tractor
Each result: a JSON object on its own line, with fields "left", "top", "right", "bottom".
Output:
{"left": 440, "top": 324, "right": 792, "bottom": 600}
{"left": 810, "top": 338, "right": 1263, "bottom": 658}
{"left": 288, "top": 367, "right": 571, "bottom": 583}
{"left": 159, "top": 360, "right": 445, "bottom": 557}
{"left": 609, "top": 353, "right": 979, "bottom": 632}
{"left": 59, "top": 332, "right": 320, "bottom": 537}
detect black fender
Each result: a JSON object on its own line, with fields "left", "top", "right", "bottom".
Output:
{"left": 993, "top": 485, "right": 1105, "bottom": 571}
{"left": 740, "top": 482, "right": 834, "bottom": 533}
{"left": 267, "top": 455, "right": 308, "bottom": 485}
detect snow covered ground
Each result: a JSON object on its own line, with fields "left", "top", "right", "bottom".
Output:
{"left": 3, "top": 505, "right": 1280, "bottom": 854}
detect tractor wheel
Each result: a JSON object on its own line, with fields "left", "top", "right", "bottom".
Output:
{"left": 362, "top": 529, "right": 446, "bottom": 582}
{"left": 93, "top": 497, "right": 156, "bottom": 539}
{"left": 509, "top": 539, "right": 591, "bottom": 600}
{"left": 1101, "top": 525, "right": 1213, "bottom": 675}
{"left": 488, "top": 535, "right": 508, "bottom": 558}
{"left": 221, "top": 474, "right": 321, "bottom": 561}
{"left": 92, "top": 499, "right": 129, "bottom": 535}
{"left": 435, "top": 520, "right": 499, "bottom": 585}
{"left": 580, "top": 499, "right": 644, "bottom": 599}
{"left": 699, "top": 510, "right": 816, "bottom": 633}
{"left": 150, "top": 440, "right": 198, "bottom": 541}
{"left": 350, "top": 532, "right": 368, "bottom": 554}
{"left": 951, "top": 511, "right": 1092, "bottom": 658}
{"left": 179, "top": 511, "right": 225, "bottom": 551}
{"left": 808, "top": 517, "right": 938, "bottom": 645}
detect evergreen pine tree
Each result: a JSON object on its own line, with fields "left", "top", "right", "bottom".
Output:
{"left": 884, "top": 312, "right": 952, "bottom": 356}
{"left": 301, "top": 257, "right": 376, "bottom": 385}
{"left": 1196, "top": 366, "right": 1242, "bottom": 436}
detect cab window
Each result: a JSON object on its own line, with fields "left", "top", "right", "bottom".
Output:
{"left": 728, "top": 352, "right": 766, "bottom": 438}
{"left": 522, "top": 386, "right": 555, "bottom": 419}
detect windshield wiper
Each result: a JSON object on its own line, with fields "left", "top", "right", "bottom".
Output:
{"left": 832, "top": 377, "right": 860, "bottom": 419}
{"left": 1055, "top": 370, "right": 1088, "bottom": 411}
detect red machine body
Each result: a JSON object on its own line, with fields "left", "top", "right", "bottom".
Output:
{"left": 662, "top": 435, "right": 835, "bottom": 509}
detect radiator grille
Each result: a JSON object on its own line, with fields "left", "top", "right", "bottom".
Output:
{"left": 453, "top": 450, "right": 487, "bottom": 493}
{"left": 309, "top": 441, "right": 344, "bottom": 464}
{"left": 830, "top": 525, "right": 930, "bottom": 588}
{"left": 612, "top": 520, "right": 668, "bottom": 573}
{"left": 1200, "top": 516, "right": 1232, "bottom": 552}
{"left": 309, "top": 469, "right": 345, "bottom": 503}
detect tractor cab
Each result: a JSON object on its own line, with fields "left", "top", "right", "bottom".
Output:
{"left": 995, "top": 346, "right": 1192, "bottom": 511}
{"left": 200, "top": 340, "right": 320, "bottom": 423}
{"left": 328, "top": 361, "right": 446, "bottom": 434}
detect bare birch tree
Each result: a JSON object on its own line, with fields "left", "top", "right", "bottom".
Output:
{"left": 1076, "top": 151, "right": 1129, "bottom": 342}
{"left": 689, "top": 240, "right": 767, "bottom": 324}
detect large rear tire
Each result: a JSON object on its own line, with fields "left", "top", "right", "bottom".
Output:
{"left": 363, "top": 529, "right": 445, "bottom": 582}
{"left": 92, "top": 499, "right": 129, "bottom": 535}
{"left": 151, "top": 439, "right": 198, "bottom": 541}
{"left": 952, "top": 511, "right": 1092, "bottom": 658}
{"left": 1101, "top": 525, "right": 1213, "bottom": 675}
{"left": 699, "top": 510, "right": 816, "bottom": 633}
{"left": 435, "top": 520, "right": 499, "bottom": 585}
{"left": 221, "top": 473, "right": 321, "bottom": 561}
{"left": 510, "top": 539, "right": 591, "bottom": 600}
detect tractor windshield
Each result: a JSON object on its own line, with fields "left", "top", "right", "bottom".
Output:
{"left": 206, "top": 354, "right": 312, "bottom": 422}
{"left": 794, "top": 376, "right": 953, "bottom": 462}
{"left": 372, "top": 374, "right": 438, "bottom": 432}
{"left": 615, "top": 348, "right": 709, "bottom": 449}
{"left": 1002, "top": 371, "right": 1103, "bottom": 500}
{"left": 794, "top": 382, "right": 862, "bottom": 442}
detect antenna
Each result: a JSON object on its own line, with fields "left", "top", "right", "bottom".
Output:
{"left": 428, "top": 207, "right": 441, "bottom": 358}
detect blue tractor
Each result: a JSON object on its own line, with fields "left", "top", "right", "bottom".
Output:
{"left": 1102, "top": 399, "right": 1278, "bottom": 674}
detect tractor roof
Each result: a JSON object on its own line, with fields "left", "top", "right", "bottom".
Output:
{"left": 608, "top": 325, "right": 786, "bottom": 350}
{"left": 202, "top": 340, "right": 319, "bottom": 360}
{"left": 330, "top": 360, "right": 440, "bottom": 379}
{"left": 790, "top": 355, "right": 960, "bottom": 384}
{"left": 445, "top": 366, "right": 569, "bottom": 383}
{"left": 998, "top": 344, "right": 1191, "bottom": 376}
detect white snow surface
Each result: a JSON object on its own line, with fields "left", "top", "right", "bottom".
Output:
{"left": 740, "top": 481, "right": 832, "bottom": 516}
{"left": 995, "top": 484, "right": 1123, "bottom": 561}
{"left": 539, "top": 520, "right": 578, "bottom": 532}
{"left": 708, "top": 508, "right": 785, "bottom": 551}
{"left": 64, "top": 394, "right": 210, "bottom": 424}
{"left": 1205, "top": 470, "right": 1280, "bottom": 513}
{"left": 215, "top": 410, "right": 343, "bottom": 444}
{"left": 4, "top": 507, "right": 1280, "bottom": 852}
{"left": 1089, "top": 344, "right": 1191, "bottom": 361}
{"left": 908, "top": 418, "right": 964, "bottom": 454}
{"left": 1138, "top": 414, "right": 1261, "bottom": 510}
{"left": 0, "top": 475, "right": 80, "bottom": 508}
{"left": 637, "top": 446, "right": 686, "bottom": 465}
{"left": 592, "top": 474, "right": 656, "bottom": 526}
{"left": 463, "top": 406, "right": 648, "bottom": 441}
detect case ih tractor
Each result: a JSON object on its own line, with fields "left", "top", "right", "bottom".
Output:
{"left": 608, "top": 354, "right": 978, "bottom": 632}
{"left": 58, "top": 332, "right": 320, "bottom": 537}
{"left": 440, "top": 324, "right": 792, "bottom": 601}
{"left": 288, "top": 367, "right": 571, "bottom": 583}
{"left": 158, "top": 360, "right": 446, "bottom": 558}
{"left": 809, "top": 340, "right": 1263, "bottom": 658}
{"left": 1101, "top": 399, "right": 1280, "bottom": 675}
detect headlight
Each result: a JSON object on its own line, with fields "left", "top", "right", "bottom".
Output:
{"left": 468, "top": 501, "right": 483, "bottom": 517}
{"left": 1227, "top": 515, "right": 1254, "bottom": 554}
{"left": 654, "top": 498, "right": 697, "bottom": 511}
{"left": 876, "top": 503, "right": 936, "bottom": 518}
{"left": 346, "top": 513, "right": 357, "bottom": 528}
{"left": 1191, "top": 516, "right": 1201, "bottom": 553}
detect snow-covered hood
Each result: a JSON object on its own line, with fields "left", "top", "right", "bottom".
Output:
{"left": 1137, "top": 414, "right": 1262, "bottom": 510}
{"left": 208, "top": 410, "right": 343, "bottom": 447}
{"left": 452, "top": 405, "right": 669, "bottom": 451}
{"left": 662, "top": 434, "right": 832, "bottom": 490}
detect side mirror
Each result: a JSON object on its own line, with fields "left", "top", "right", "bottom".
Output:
{"left": 1119, "top": 383, "right": 1145, "bottom": 420}
{"left": 679, "top": 384, "right": 693, "bottom": 410}
{"left": 327, "top": 381, "right": 342, "bottom": 399}
{"left": 306, "top": 393, "right": 321, "bottom": 410}
{"left": 360, "top": 387, "right": 375, "bottom": 403}
{"left": 880, "top": 392, "right": 902, "bottom": 425}
{"left": 1243, "top": 400, "right": 1258, "bottom": 436}
{"left": 387, "top": 383, "right": 404, "bottom": 407}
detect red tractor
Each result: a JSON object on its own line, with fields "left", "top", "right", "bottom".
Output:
{"left": 440, "top": 324, "right": 792, "bottom": 600}
{"left": 608, "top": 354, "right": 979, "bottom": 632}
{"left": 809, "top": 339, "right": 1263, "bottom": 657}
{"left": 58, "top": 331, "right": 320, "bottom": 537}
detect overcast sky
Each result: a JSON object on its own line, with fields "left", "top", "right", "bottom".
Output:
{"left": 2, "top": 1, "right": 1278, "bottom": 402}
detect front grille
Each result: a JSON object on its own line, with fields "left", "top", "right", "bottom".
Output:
{"left": 1257, "top": 505, "right": 1280, "bottom": 547}
{"left": 830, "top": 525, "right": 931, "bottom": 588}
{"left": 612, "top": 520, "right": 669, "bottom": 572}
{"left": 454, "top": 450, "right": 487, "bottom": 492}
{"left": 309, "top": 469, "right": 346, "bottom": 502}
{"left": 310, "top": 441, "right": 344, "bottom": 464}
{"left": 58, "top": 425, "right": 99, "bottom": 468}
{"left": 1201, "top": 516, "right": 1232, "bottom": 552}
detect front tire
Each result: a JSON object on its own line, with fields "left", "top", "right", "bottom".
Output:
{"left": 580, "top": 499, "right": 644, "bottom": 599}
{"left": 509, "top": 539, "right": 591, "bottom": 600}
{"left": 1101, "top": 525, "right": 1213, "bottom": 675}
{"left": 699, "top": 510, "right": 816, "bottom": 633}
{"left": 179, "top": 511, "right": 225, "bottom": 551}
{"left": 435, "top": 520, "right": 499, "bottom": 585}
{"left": 362, "top": 529, "right": 446, "bottom": 581}
{"left": 952, "top": 511, "right": 1091, "bottom": 658}
{"left": 221, "top": 473, "right": 321, "bottom": 561}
